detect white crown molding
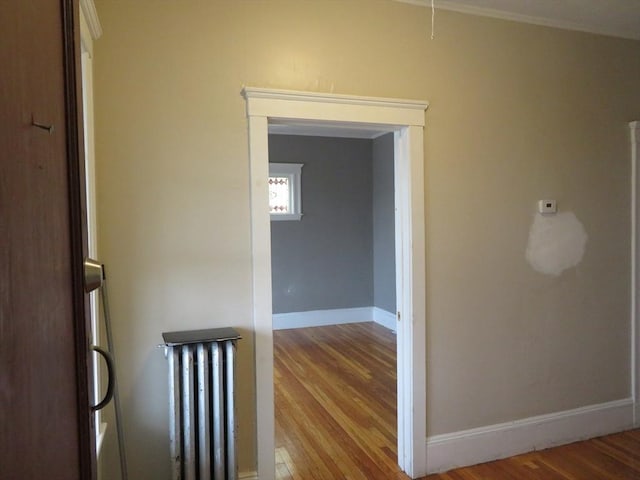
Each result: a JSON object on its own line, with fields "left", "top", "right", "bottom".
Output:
{"left": 242, "top": 87, "right": 428, "bottom": 112}
{"left": 242, "top": 87, "right": 428, "bottom": 131}
{"left": 80, "top": 0, "right": 103, "bottom": 40}
{"left": 394, "top": 0, "right": 640, "bottom": 40}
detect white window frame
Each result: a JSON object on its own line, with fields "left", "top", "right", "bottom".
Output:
{"left": 269, "top": 162, "right": 303, "bottom": 221}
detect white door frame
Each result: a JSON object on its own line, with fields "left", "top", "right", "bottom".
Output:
{"left": 243, "top": 87, "right": 429, "bottom": 479}
{"left": 631, "top": 120, "right": 639, "bottom": 426}
{"left": 80, "top": 0, "right": 105, "bottom": 454}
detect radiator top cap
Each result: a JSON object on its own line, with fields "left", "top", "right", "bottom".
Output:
{"left": 161, "top": 327, "right": 241, "bottom": 346}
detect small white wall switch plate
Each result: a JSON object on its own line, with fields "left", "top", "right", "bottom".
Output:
{"left": 538, "top": 199, "right": 557, "bottom": 214}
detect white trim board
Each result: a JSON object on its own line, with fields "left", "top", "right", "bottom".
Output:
{"left": 239, "top": 472, "right": 258, "bottom": 480}
{"left": 243, "top": 87, "right": 428, "bottom": 479}
{"left": 372, "top": 306, "right": 397, "bottom": 331}
{"left": 272, "top": 306, "right": 397, "bottom": 332}
{"left": 426, "top": 398, "right": 635, "bottom": 474}
{"left": 631, "top": 120, "right": 640, "bottom": 427}
{"left": 80, "top": 0, "right": 102, "bottom": 43}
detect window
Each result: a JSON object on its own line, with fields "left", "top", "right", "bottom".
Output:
{"left": 269, "top": 163, "right": 303, "bottom": 221}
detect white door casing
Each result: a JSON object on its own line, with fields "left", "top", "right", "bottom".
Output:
{"left": 243, "top": 88, "right": 428, "bottom": 479}
{"left": 80, "top": 0, "right": 105, "bottom": 456}
{"left": 631, "top": 120, "right": 640, "bottom": 426}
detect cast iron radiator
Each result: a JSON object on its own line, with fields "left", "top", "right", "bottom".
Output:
{"left": 162, "top": 328, "right": 241, "bottom": 480}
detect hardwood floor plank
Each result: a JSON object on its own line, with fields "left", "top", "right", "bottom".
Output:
{"left": 274, "top": 322, "right": 640, "bottom": 480}
{"left": 274, "top": 322, "right": 408, "bottom": 480}
{"left": 426, "top": 431, "right": 640, "bottom": 480}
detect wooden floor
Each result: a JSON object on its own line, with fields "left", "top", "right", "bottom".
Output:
{"left": 426, "top": 429, "right": 640, "bottom": 479}
{"left": 274, "top": 323, "right": 640, "bottom": 480}
{"left": 274, "top": 322, "right": 405, "bottom": 479}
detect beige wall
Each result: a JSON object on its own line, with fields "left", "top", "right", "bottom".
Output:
{"left": 93, "top": 1, "right": 640, "bottom": 478}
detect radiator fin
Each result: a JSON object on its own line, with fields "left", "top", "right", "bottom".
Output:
{"left": 166, "top": 337, "right": 238, "bottom": 480}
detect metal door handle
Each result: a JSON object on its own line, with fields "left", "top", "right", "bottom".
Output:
{"left": 91, "top": 345, "right": 115, "bottom": 412}
{"left": 84, "top": 258, "right": 103, "bottom": 293}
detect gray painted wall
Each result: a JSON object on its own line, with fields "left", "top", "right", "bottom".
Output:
{"left": 270, "top": 135, "right": 373, "bottom": 314}
{"left": 372, "top": 133, "right": 396, "bottom": 314}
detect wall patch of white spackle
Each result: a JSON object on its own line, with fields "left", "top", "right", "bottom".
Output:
{"left": 525, "top": 211, "right": 588, "bottom": 276}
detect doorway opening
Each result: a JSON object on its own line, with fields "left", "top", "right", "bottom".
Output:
{"left": 244, "top": 88, "right": 428, "bottom": 479}
{"left": 269, "top": 131, "right": 398, "bottom": 477}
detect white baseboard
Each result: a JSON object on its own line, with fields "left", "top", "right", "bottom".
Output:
{"left": 272, "top": 307, "right": 373, "bottom": 330}
{"left": 272, "top": 306, "right": 397, "bottom": 331}
{"left": 239, "top": 472, "right": 258, "bottom": 480}
{"left": 426, "top": 397, "right": 635, "bottom": 474}
{"left": 372, "top": 306, "right": 397, "bottom": 332}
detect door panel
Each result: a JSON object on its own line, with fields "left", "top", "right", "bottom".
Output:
{"left": 0, "top": 1, "right": 94, "bottom": 478}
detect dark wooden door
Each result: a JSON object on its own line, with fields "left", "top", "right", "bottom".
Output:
{"left": 0, "top": 1, "right": 95, "bottom": 478}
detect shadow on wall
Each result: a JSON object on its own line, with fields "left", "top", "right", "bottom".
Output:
{"left": 100, "top": 348, "right": 168, "bottom": 479}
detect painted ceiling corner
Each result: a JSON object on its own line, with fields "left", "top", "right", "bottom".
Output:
{"left": 393, "top": 0, "right": 640, "bottom": 40}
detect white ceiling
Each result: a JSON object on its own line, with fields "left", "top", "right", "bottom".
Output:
{"left": 399, "top": 0, "right": 640, "bottom": 40}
